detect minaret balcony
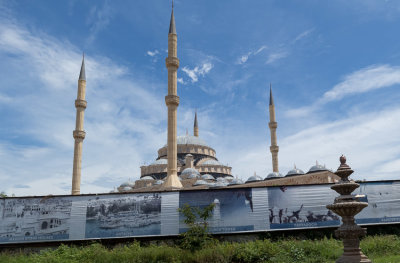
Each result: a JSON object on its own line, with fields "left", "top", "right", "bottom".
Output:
{"left": 165, "top": 95, "right": 180, "bottom": 106}
{"left": 75, "top": 99, "right": 87, "bottom": 109}
{"left": 165, "top": 57, "right": 179, "bottom": 68}
{"left": 270, "top": 145, "right": 279, "bottom": 152}
{"left": 269, "top": 121, "right": 277, "bottom": 129}
{"left": 73, "top": 130, "right": 86, "bottom": 140}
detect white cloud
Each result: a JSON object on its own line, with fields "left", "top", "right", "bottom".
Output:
{"left": 146, "top": 50, "right": 159, "bottom": 57}
{"left": 0, "top": 15, "right": 169, "bottom": 196}
{"left": 286, "top": 64, "right": 400, "bottom": 117}
{"left": 86, "top": 0, "right": 114, "bottom": 45}
{"left": 254, "top": 45, "right": 267, "bottom": 55}
{"left": 177, "top": 77, "right": 185, "bottom": 84}
{"left": 266, "top": 51, "right": 288, "bottom": 64}
{"left": 221, "top": 106, "right": 400, "bottom": 182}
{"left": 182, "top": 62, "right": 213, "bottom": 83}
{"left": 238, "top": 54, "right": 249, "bottom": 64}
{"left": 236, "top": 45, "right": 267, "bottom": 64}
{"left": 293, "top": 28, "right": 314, "bottom": 43}
{"left": 322, "top": 64, "right": 400, "bottom": 102}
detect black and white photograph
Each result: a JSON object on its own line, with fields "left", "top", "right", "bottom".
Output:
{"left": 85, "top": 193, "right": 162, "bottom": 238}
{"left": 0, "top": 197, "right": 72, "bottom": 243}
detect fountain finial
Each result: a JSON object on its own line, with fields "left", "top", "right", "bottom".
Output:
{"left": 340, "top": 154, "right": 346, "bottom": 164}
{"left": 337, "top": 154, "right": 351, "bottom": 172}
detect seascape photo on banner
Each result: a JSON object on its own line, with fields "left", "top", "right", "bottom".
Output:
{"left": 267, "top": 184, "right": 340, "bottom": 230}
{"left": 355, "top": 181, "right": 400, "bottom": 224}
{"left": 85, "top": 193, "right": 162, "bottom": 238}
{"left": 179, "top": 188, "right": 254, "bottom": 233}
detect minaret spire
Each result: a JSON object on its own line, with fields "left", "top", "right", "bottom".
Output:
{"left": 194, "top": 111, "right": 199, "bottom": 137}
{"left": 268, "top": 84, "right": 279, "bottom": 173}
{"left": 79, "top": 53, "right": 86, "bottom": 80}
{"left": 269, "top": 83, "right": 274, "bottom": 105}
{"left": 163, "top": 2, "right": 182, "bottom": 189}
{"left": 72, "top": 54, "right": 87, "bottom": 195}
{"left": 169, "top": 1, "right": 176, "bottom": 34}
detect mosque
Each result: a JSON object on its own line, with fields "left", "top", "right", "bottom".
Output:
{"left": 70, "top": 5, "right": 339, "bottom": 195}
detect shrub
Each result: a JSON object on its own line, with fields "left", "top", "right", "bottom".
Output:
{"left": 178, "top": 203, "right": 215, "bottom": 251}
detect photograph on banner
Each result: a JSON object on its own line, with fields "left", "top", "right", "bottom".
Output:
{"left": 85, "top": 193, "right": 161, "bottom": 238}
{"left": 356, "top": 181, "right": 400, "bottom": 224}
{"left": 0, "top": 197, "right": 72, "bottom": 244}
{"left": 179, "top": 188, "right": 253, "bottom": 233}
{"left": 268, "top": 184, "right": 340, "bottom": 230}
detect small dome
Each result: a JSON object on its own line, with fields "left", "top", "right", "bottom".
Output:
{"left": 120, "top": 181, "right": 135, "bottom": 187}
{"left": 194, "top": 180, "right": 208, "bottom": 186}
{"left": 209, "top": 181, "right": 227, "bottom": 188}
{"left": 224, "top": 176, "right": 234, "bottom": 181}
{"left": 151, "top": 159, "right": 168, "bottom": 165}
{"left": 199, "top": 159, "right": 223, "bottom": 166}
{"left": 201, "top": 174, "right": 215, "bottom": 180}
{"left": 228, "top": 178, "right": 244, "bottom": 185}
{"left": 308, "top": 161, "right": 328, "bottom": 173}
{"left": 188, "top": 173, "right": 200, "bottom": 179}
{"left": 265, "top": 172, "right": 283, "bottom": 180}
{"left": 216, "top": 177, "right": 227, "bottom": 183}
{"left": 246, "top": 175, "right": 263, "bottom": 183}
{"left": 286, "top": 166, "right": 305, "bottom": 177}
{"left": 180, "top": 168, "right": 200, "bottom": 177}
{"left": 141, "top": 176, "right": 155, "bottom": 180}
{"left": 154, "top": 180, "right": 164, "bottom": 185}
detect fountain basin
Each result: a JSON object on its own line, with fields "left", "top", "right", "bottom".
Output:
{"left": 326, "top": 202, "right": 368, "bottom": 217}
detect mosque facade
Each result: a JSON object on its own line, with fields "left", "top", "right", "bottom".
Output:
{"left": 68, "top": 5, "right": 340, "bottom": 195}
{"left": 113, "top": 6, "right": 340, "bottom": 193}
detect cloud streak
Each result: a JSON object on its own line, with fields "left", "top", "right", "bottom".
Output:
{"left": 266, "top": 51, "right": 288, "bottom": 64}
{"left": 182, "top": 62, "right": 213, "bottom": 83}
{"left": 286, "top": 64, "right": 400, "bottom": 117}
{"left": 146, "top": 50, "right": 159, "bottom": 57}
{"left": 86, "top": 0, "right": 114, "bottom": 45}
{"left": 236, "top": 45, "right": 267, "bottom": 64}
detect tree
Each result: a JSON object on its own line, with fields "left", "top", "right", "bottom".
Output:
{"left": 178, "top": 203, "right": 215, "bottom": 251}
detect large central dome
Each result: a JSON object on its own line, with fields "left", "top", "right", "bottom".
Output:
{"left": 164, "top": 134, "right": 208, "bottom": 147}
{"left": 139, "top": 114, "right": 232, "bottom": 180}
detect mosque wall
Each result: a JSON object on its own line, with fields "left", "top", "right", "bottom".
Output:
{"left": 1, "top": 181, "right": 400, "bottom": 245}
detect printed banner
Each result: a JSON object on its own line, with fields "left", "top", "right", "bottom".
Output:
{"left": 1, "top": 181, "right": 400, "bottom": 244}
{"left": 85, "top": 193, "right": 162, "bottom": 238}
{"left": 179, "top": 188, "right": 254, "bottom": 233}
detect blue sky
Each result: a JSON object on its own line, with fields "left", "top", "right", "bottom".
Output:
{"left": 0, "top": 0, "right": 399, "bottom": 196}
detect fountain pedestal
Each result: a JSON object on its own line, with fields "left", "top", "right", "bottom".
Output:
{"left": 326, "top": 155, "right": 371, "bottom": 263}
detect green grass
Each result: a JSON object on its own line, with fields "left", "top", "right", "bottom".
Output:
{"left": 1, "top": 235, "right": 399, "bottom": 263}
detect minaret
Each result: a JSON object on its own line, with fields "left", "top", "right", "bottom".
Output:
{"left": 163, "top": 3, "right": 183, "bottom": 189}
{"left": 268, "top": 84, "right": 279, "bottom": 173}
{"left": 71, "top": 55, "right": 87, "bottom": 195}
{"left": 193, "top": 111, "right": 199, "bottom": 137}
